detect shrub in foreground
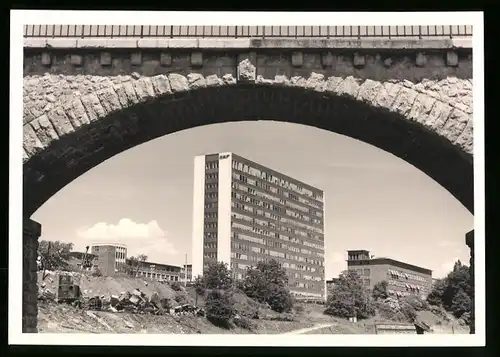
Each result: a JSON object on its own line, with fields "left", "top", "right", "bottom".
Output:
{"left": 205, "top": 289, "right": 236, "bottom": 329}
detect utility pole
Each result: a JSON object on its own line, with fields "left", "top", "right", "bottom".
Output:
{"left": 184, "top": 253, "right": 188, "bottom": 287}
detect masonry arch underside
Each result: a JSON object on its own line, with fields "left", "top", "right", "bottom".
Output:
{"left": 23, "top": 84, "right": 473, "bottom": 217}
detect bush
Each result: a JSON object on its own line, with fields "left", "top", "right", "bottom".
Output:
{"left": 194, "top": 262, "right": 233, "bottom": 295}
{"left": 399, "top": 301, "right": 417, "bottom": 322}
{"left": 450, "top": 289, "right": 471, "bottom": 318}
{"left": 242, "top": 259, "right": 293, "bottom": 313}
{"left": 205, "top": 290, "right": 236, "bottom": 329}
{"left": 459, "top": 311, "right": 471, "bottom": 325}
{"left": 427, "top": 260, "right": 472, "bottom": 319}
{"left": 233, "top": 316, "right": 256, "bottom": 330}
{"left": 160, "top": 298, "right": 173, "bottom": 310}
{"left": 372, "top": 281, "right": 389, "bottom": 300}
{"left": 170, "top": 281, "right": 183, "bottom": 291}
{"left": 400, "top": 295, "right": 430, "bottom": 311}
{"left": 174, "top": 292, "right": 189, "bottom": 305}
{"left": 324, "top": 270, "right": 376, "bottom": 320}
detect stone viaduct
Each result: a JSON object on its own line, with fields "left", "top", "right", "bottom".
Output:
{"left": 21, "top": 26, "right": 474, "bottom": 333}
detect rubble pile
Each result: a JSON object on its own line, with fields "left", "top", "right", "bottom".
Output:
{"left": 39, "top": 285, "right": 205, "bottom": 318}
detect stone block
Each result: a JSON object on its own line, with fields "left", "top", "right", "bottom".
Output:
{"left": 321, "top": 52, "right": 334, "bottom": 67}
{"left": 446, "top": 51, "right": 459, "bottom": 67}
{"left": 291, "top": 52, "right": 304, "bottom": 67}
{"left": 237, "top": 58, "right": 256, "bottom": 83}
{"left": 131, "top": 52, "right": 142, "bottom": 66}
{"left": 41, "top": 52, "right": 51, "bottom": 66}
{"left": 353, "top": 53, "right": 365, "bottom": 68}
{"left": 100, "top": 52, "right": 112, "bottom": 66}
{"left": 416, "top": 52, "right": 427, "bottom": 67}
{"left": 190, "top": 52, "right": 203, "bottom": 67}
{"left": 70, "top": 54, "right": 83, "bottom": 66}
{"left": 160, "top": 52, "right": 172, "bottom": 66}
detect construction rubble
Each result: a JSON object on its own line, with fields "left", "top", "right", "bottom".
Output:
{"left": 38, "top": 287, "right": 205, "bottom": 318}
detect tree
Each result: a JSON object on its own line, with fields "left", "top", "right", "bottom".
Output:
{"left": 242, "top": 259, "right": 293, "bottom": 313}
{"left": 372, "top": 280, "right": 389, "bottom": 300}
{"left": 324, "top": 270, "right": 375, "bottom": 320}
{"left": 37, "top": 240, "right": 74, "bottom": 279}
{"left": 205, "top": 289, "right": 236, "bottom": 328}
{"left": 126, "top": 254, "right": 148, "bottom": 277}
{"left": 426, "top": 259, "right": 471, "bottom": 320}
{"left": 195, "top": 262, "right": 233, "bottom": 293}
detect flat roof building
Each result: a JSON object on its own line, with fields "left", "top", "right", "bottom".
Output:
{"left": 90, "top": 243, "right": 127, "bottom": 277}
{"left": 346, "top": 250, "right": 433, "bottom": 299}
{"left": 192, "top": 152, "right": 326, "bottom": 299}
{"left": 129, "top": 260, "right": 182, "bottom": 282}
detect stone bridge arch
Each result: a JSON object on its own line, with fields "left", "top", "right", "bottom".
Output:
{"left": 23, "top": 64, "right": 473, "bottom": 216}
{"left": 21, "top": 61, "right": 474, "bottom": 333}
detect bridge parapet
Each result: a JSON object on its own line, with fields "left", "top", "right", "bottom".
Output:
{"left": 23, "top": 24, "right": 473, "bottom": 40}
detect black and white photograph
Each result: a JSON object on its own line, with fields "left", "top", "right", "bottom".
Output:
{"left": 9, "top": 10, "right": 484, "bottom": 347}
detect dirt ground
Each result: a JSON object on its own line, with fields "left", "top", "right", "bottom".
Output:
{"left": 38, "top": 300, "right": 315, "bottom": 334}
{"left": 37, "top": 271, "right": 315, "bottom": 334}
{"left": 37, "top": 272, "right": 469, "bottom": 335}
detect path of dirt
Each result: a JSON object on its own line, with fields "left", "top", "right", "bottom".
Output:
{"left": 281, "top": 323, "right": 336, "bottom": 335}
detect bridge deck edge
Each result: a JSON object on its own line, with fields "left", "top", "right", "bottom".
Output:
{"left": 24, "top": 37, "right": 473, "bottom": 50}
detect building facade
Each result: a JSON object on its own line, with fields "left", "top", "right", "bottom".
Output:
{"left": 131, "top": 260, "right": 182, "bottom": 282}
{"left": 346, "top": 250, "right": 433, "bottom": 299}
{"left": 182, "top": 264, "right": 193, "bottom": 282}
{"left": 90, "top": 243, "right": 127, "bottom": 276}
{"left": 192, "top": 152, "right": 326, "bottom": 299}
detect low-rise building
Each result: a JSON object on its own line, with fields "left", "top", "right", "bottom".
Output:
{"left": 346, "top": 250, "right": 433, "bottom": 299}
{"left": 181, "top": 264, "right": 193, "bottom": 282}
{"left": 130, "top": 260, "right": 182, "bottom": 282}
{"left": 90, "top": 243, "right": 128, "bottom": 276}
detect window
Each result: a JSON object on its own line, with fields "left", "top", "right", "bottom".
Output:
{"left": 363, "top": 268, "right": 370, "bottom": 276}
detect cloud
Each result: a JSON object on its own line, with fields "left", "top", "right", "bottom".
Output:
{"left": 76, "top": 218, "right": 179, "bottom": 259}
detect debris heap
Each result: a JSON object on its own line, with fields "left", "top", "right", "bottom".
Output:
{"left": 39, "top": 286, "right": 205, "bottom": 318}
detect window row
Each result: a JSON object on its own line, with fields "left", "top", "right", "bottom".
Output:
{"left": 351, "top": 268, "right": 371, "bottom": 277}
{"left": 388, "top": 269, "right": 427, "bottom": 282}
{"left": 233, "top": 177, "right": 311, "bottom": 214}
{"left": 206, "top": 173, "right": 218, "bottom": 180}
{"left": 231, "top": 200, "right": 323, "bottom": 237}
{"left": 291, "top": 281, "right": 320, "bottom": 290}
{"left": 204, "top": 252, "right": 217, "bottom": 259}
{"left": 231, "top": 160, "right": 323, "bottom": 202}
{"left": 205, "top": 222, "right": 217, "bottom": 229}
{"left": 388, "top": 280, "right": 427, "bottom": 292}
{"left": 135, "top": 270, "right": 179, "bottom": 281}
{"left": 205, "top": 161, "right": 219, "bottom": 170}
{"left": 204, "top": 242, "right": 217, "bottom": 249}
{"left": 204, "top": 212, "right": 217, "bottom": 219}
{"left": 233, "top": 182, "right": 317, "bottom": 221}
{"left": 231, "top": 223, "right": 323, "bottom": 255}
{"left": 206, "top": 192, "right": 218, "bottom": 199}
{"left": 205, "top": 183, "right": 218, "bottom": 190}
{"left": 205, "top": 202, "right": 217, "bottom": 209}
{"left": 204, "top": 232, "right": 217, "bottom": 239}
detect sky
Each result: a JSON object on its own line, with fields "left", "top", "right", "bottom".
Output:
{"left": 31, "top": 121, "right": 473, "bottom": 279}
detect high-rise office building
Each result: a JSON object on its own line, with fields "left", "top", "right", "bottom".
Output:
{"left": 192, "top": 152, "right": 326, "bottom": 299}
